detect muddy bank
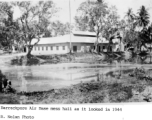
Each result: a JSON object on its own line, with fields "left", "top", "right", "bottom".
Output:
{"left": 11, "top": 52, "right": 122, "bottom": 66}
{"left": 0, "top": 93, "right": 20, "bottom": 104}
{"left": 11, "top": 55, "right": 40, "bottom": 66}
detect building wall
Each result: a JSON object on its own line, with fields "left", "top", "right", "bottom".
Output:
{"left": 113, "top": 42, "right": 125, "bottom": 52}
{"left": 29, "top": 42, "right": 121, "bottom": 55}
{"left": 98, "top": 44, "right": 116, "bottom": 52}
{"left": 31, "top": 43, "right": 69, "bottom": 55}
{"left": 69, "top": 43, "right": 93, "bottom": 53}
{"left": 30, "top": 43, "right": 94, "bottom": 55}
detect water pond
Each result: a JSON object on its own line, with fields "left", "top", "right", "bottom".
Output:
{"left": 1, "top": 54, "right": 152, "bottom": 92}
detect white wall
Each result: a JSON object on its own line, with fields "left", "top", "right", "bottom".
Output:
{"left": 69, "top": 43, "right": 93, "bottom": 53}
{"left": 28, "top": 42, "right": 124, "bottom": 55}
{"left": 31, "top": 44, "right": 69, "bottom": 55}
{"left": 113, "top": 43, "right": 125, "bottom": 52}
{"left": 30, "top": 43, "right": 94, "bottom": 55}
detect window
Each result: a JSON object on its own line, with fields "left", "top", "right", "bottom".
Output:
{"left": 63, "top": 46, "right": 65, "bottom": 50}
{"left": 42, "top": 47, "right": 43, "bottom": 51}
{"left": 38, "top": 47, "right": 40, "bottom": 51}
{"left": 103, "top": 46, "right": 105, "bottom": 49}
{"left": 56, "top": 46, "right": 59, "bottom": 50}
{"left": 35, "top": 47, "right": 36, "bottom": 51}
{"left": 50, "top": 46, "right": 53, "bottom": 50}
{"left": 46, "top": 46, "right": 48, "bottom": 51}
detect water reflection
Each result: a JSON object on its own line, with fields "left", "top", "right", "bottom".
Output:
{"left": 4, "top": 64, "right": 125, "bottom": 92}
{"left": 1, "top": 54, "right": 152, "bottom": 92}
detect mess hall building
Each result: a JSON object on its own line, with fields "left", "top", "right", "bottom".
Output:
{"left": 28, "top": 31, "right": 123, "bottom": 55}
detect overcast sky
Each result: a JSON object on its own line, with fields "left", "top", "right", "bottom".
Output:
{"left": 52, "top": 0, "right": 152, "bottom": 23}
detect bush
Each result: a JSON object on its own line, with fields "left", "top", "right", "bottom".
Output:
{"left": 109, "top": 86, "right": 133, "bottom": 102}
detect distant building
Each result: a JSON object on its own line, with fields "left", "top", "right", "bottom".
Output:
{"left": 26, "top": 31, "right": 124, "bottom": 55}
{"left": 12, "top": 44, "right": 26, "bottom": 53}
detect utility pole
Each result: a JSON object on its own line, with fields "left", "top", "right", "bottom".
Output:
{"left": 69, "top": 0, "right": 72, "bottom": 53}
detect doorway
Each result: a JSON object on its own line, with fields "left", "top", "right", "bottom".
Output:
{"left": 73, "top": 46, "right": 77, "bottom": 52}
{"left": 98, "top": 46, "right": 101, "bottom": 52}
{"left": 24, "top": 47, "right": 26, "bottom": 52}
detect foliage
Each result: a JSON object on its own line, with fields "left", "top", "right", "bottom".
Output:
{"left": 124, "top": 8, "right": 136, "bottom": 30}
{"left": 0, "top": 2, "right": 16, "bottom": 50}
{"left": 123, "top": 29, "right": 139, "bottom": 49}
{"left": 125, "top": 8, "right": 135, "bottom": 22}
{"left": 102, "top": 6, "right": 120, "bottom": 40}
{"left": 123, "top": 6, "right": 151, "bottom": 52}
{"left": 75, "top": 1, "right": 108, "bottom": 32}
{"left": 45, "top": 21, "right": 72, "bottom": 37}
{"left": 13, "top": 1, "right": 58, "bottom": 57}
{"left": 136, "top": 5, "right": 150, "bottom": 29}
{"left": 75, "top": 1, "right": 120, "bottom": 52}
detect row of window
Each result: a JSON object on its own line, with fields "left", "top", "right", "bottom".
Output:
{"left": 33, "top": 46, "right": 65, "bottom": 51}
{"left": 33, "top": 45, "right": 108, "bottom": 51}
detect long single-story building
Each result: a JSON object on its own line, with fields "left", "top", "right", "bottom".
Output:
{"left": 26, "top": 31, "right": 124, "bottom": 55}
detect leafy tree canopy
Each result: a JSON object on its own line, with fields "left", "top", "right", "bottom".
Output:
{"left": 12, "top": 1, "right": 58, "bottom": 56}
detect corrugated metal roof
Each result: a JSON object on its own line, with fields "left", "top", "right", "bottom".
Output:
{"left": 72, "top": 31, "right": 96, "bottom": 36}
{"left": 31, "top": 34, "right": 109, "bottom": 45}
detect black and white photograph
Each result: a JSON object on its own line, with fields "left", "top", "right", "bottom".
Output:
{"left": 0, "top": 0, "right": 152, "bottom": 104}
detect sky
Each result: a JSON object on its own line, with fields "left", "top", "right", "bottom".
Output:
{"left": 52, "top": 0, "right": 152, "bottom": 23}
{"left": 12, "top": 0, "right": 152, "bottom": 24}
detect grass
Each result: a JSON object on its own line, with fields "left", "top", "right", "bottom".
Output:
{"left": 16, "top": 80, "right": 134, "bottom": 104}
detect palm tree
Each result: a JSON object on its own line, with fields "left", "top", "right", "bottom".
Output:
{"left": 125, "top": 8, "right": 135, "bottom": 22}
{"left": 135, "top": 6, "right": 150, "bottom": 52}
{"left": 146, "top": 24, "right": 152, "bottom": 52}
{"left": 137, "top": 5, "right": 150, "bottom": 30}
{"left": 125, "top": 8, "right": 135, "bottom": 30}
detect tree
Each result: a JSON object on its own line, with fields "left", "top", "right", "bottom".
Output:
{"left": 0, "top": 2, "right": 20, "bottom": 51}
{"left": 125, "top": 8, "right": 134, "bottom": 22}
{"left": 14, "top": 1, "right": 58, "bottom": 57}
{"left": 135, "top": 6, "right": 150, "bottom": 52}
{"left": 48, "top": 21, "right": 72, "bottom": 37}
{"left": 147, "top": 24, "right": 152, "bottom": 46}
{"left": 125, "top": 8, "right": 136, "bottom": 30}
{"left": 123, "top": 6, "right": 151, "bottom": 52}
{"left": 136, "top": 5, "right": 150, "bottom": 30}
{"left": 123, "top": 29, "right": 140, "bottom": 51}
{"left": 139, "top": 23, "right": 152, "bottom": 51}
{"left": 101, "top": 6, "right": 121, "bottom": 52}
{"left": 74, "top": 1, "right": 94, "bottom": 32}
{"left": 75, "top": 0, "right": 120, "bottom": 52}
{"left": 43, "top": 21, "right": 72, "bottom": 37}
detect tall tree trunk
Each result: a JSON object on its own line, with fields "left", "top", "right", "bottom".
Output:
{"left": 107, "top": 37, "right": 113, "bottom": 53}
{"left": 94, "top": 36, "right": 99, "bottom": 53}
{"left": 94, "top": 31, "right": 100, "bottom": 53}
{"left": 27, "top": 45, "right": 33, "bottom": 58}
